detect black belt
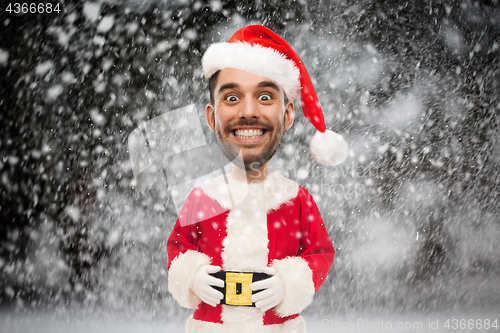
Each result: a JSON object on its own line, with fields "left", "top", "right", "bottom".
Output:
{"left": 210, "top": 271, "right": 271, "bottom": 306}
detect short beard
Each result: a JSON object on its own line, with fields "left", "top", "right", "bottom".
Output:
{"left": 214, "top": 118, "right": 284, "bottom": 172}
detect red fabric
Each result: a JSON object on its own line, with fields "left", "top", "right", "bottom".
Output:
{"left": 167, "top": 186, "right": 334, "bottom": 326}
{"left": 266, "top": 187, "right": 335, "bottom": 292}
{"left": 227, "top": 25, "right": 326, "bottom": 133}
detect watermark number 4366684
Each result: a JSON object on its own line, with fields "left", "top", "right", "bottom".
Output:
{"left": 5, "top": 2, "right": 62, "bottom": 14}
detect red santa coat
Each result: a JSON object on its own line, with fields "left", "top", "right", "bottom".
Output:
{"left": 167, "top": 172, "right": 334, "bottom": 333}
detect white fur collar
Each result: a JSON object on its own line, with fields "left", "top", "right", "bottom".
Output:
{"left": 200, "top": 172, "right": 299, "bottom": 213}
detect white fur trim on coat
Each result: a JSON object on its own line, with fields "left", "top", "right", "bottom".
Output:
{"left": 222, "top": 200, "right": 269, "bottom": 272}
{"left": 185, "top": 315, "right": 307, "bottom": 333}
{"left": 168, "top": 250, "right": 212, "bottom": 308}
{"left": 201, "top": 172, "right": 300, "bottom": 326}
{"left": 201, "top": 172, "right": 299, "bottom": 215}
{"left": 272, "top": 256, "right": 315, "bottom": 317}
{"left": 202, "top": 42, "right": 301, "bottom": 101}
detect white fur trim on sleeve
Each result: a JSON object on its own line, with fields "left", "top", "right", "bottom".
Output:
{"left": 271, "top": 256, "right": 315, "bottom": 317}
{"left": 168, "top": 250, "right": 212, "bottom": 308}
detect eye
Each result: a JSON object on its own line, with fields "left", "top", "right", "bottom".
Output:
{"left": 225, "top": 95, "right": 239, "bottom": 102}
{"left": 258, "top": 94, "right": 272, "bottom": 101}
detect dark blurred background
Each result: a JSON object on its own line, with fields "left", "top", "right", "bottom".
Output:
{"left": 0, "top": 0, "right": 499, "bottom": 321}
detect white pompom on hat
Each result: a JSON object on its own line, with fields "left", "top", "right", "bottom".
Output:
{"left": 202, "top": 25, "right": 348, "bottom": 166}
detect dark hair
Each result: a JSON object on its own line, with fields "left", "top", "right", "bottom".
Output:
{"left": 208, "top": 69, "right": 289, "bottom": 106}
{"left": 209, "top": 70, "right": 220, "bottom": 105}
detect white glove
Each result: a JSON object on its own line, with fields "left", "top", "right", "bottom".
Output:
{"left": 250, "top": 267, "right": 285, "bottom": 312}
{"left": 192, "top": 265, "right": 225, "bottom": 307}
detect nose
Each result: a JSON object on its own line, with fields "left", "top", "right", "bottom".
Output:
{"left": 238, "top": 96, "right": 260, "bottom": 119}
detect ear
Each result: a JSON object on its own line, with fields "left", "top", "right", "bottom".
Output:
{"left": 284, "top": 101, "right": 294, "bottom": 130}
{"left": 205, "top": 103, "right": 215, "bottom": 132}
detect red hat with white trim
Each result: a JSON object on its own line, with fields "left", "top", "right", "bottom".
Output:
{"left": 202, "top": 25, "right": 348, "bottom": 166}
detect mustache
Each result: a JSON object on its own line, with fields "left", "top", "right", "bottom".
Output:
{"left": 224, "top": 119, "right": 273, "bottom": 132}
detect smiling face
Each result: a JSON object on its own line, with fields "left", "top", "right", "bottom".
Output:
{"left": 206, "top": 68, "right": 294, "bottom": 172}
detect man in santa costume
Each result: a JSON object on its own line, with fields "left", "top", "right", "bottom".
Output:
{"left": 167, "top": 25, "right": 348, "bottom": 332}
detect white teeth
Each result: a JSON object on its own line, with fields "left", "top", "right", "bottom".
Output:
{"left": 235, "top": 129, "right": 264, "bottom": 139}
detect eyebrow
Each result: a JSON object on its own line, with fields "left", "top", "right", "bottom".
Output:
{"left": 217, "top": 81, "right": 282, "bottom": 97}
{"left": 217, "top": 83, "right": 239, "bottom": 95}
{"left": 257, "top": 81, "right": 281, "bottom": 93}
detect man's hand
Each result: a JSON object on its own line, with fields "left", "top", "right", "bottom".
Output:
{"left": 192, "top": 265, "right": 224, "bottom": 307}
{"left": 250, "top": 267, "right": 285, "bottom": 312}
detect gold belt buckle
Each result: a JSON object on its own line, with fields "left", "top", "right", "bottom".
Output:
{"left": 225, "top": 272, "right": 253, "bottom": 306}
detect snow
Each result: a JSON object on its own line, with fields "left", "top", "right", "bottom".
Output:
{"left": 61, "top": 71, "right": 77, "bottom": 84}
{"left": 182, "top": 28, "right": 198, "bottom": 41}
{"left": 92, "top": 35, "right": 106, "bottom": 47}
{"left": 83, "top": 2, "right": 101, "bottom": 23}
{"left": 2, "top": 311, "right": 500, "bottom": 333}
{"left": 47, "top": 26, "right": 76, "bottom": 46}
{"left": 90, "top": 109, "right": 106, "bottom": 126}
{"left": 47, "top": 84, "right": 63, "bottom": 100}
{"left": 0, "top": 312, "right": 187, "bottom": 333}
{"left": 125, "top": 22, "right": 139, "bottom": 35}
{"left": 0, "top": 48, "right": 8, "bottom": 65}
{"left": 442, "top": 27, "right": 463, "bottom": 53}
{"left": 35, "top": 60, "right": 54, "bottom": 76}
{"left": 1, "top": 0, "right": 499, "bottom": 329}
{"left": 97, "top": 15, "right": 115, "bottom": 33}
{"left": 380, "top": 93, "right": 423, "bottom": 130}
{"left": 64, "top": 205, "right": 81, "bottom": 222}
{"left": 349, "top": 216, "right": 416, "bottom": 272}
{"left": 7, "top": 155, "right": 19, "bottom": 165}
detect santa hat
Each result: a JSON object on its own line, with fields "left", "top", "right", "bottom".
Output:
{"left": 202, "top": 25, "right": 348, "bottom": 166}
